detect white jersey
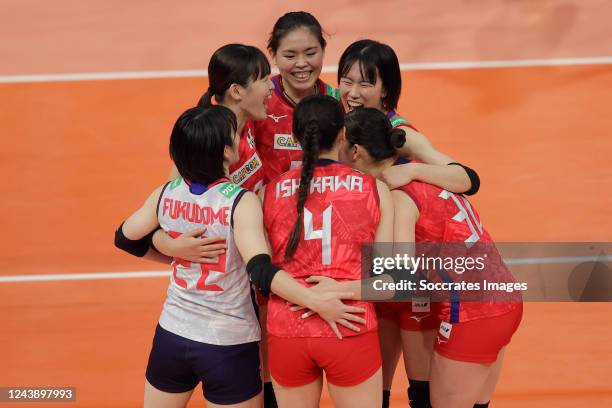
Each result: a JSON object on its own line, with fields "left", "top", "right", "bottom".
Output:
{"left": 157, "top": 177, "right": 260, "bottom": 345}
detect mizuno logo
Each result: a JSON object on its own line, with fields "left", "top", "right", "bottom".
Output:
{"left": 268, "top": 114, "right": 288, "bottom": 123}
{"left": 436, "top": 335, "right": 448, "bottom": 345}
{"left": 410, "top": 314, "right": 430, "bottom": 323}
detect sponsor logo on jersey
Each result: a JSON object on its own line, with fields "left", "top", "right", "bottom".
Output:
{"left": 326, "top": 84, "right": 340, "bottom": 100}
{"left": 412, "top": 297, "right": 430, "bottom": 313}
{"left": 169, "top": 177, "right": 183, "bottom": 191}
{"left": 268, "top": 114, "right": 288, "bottom": 123}
{"left": 439, "top": 321, "right": 452, "bottom": 339}
{"left": 274, "top": 134, "right": 301, "bottom": 150}
{"left": 390, "top": 115, "right": 410, "bottom": 128}
{"left": 230, "top": 152, "right": 263, "bottom": 185}
{"left": 219, "top": 182, "right": 242, "bottom": 199}
{"left": 436, "top": 335, "right": 448, "bottom": 345}
{"left": 410, "top": 314, "right": 430, "bottom": 323}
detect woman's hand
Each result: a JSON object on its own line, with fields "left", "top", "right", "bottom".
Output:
{"left": 291, "top": 276, "right": 367, "bottom": 339}
{"left": 153, "top": 228, "right": 226, "bottom": 263}
{"left": 380, "top": 163, "right": 417, "bottom": 189}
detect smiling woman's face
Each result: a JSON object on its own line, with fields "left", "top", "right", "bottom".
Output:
{"left": 339, "top": 61, "right": 385, "bottom": 113}
{"left": 272, "top": 26, "right": 324, "bottom": 95}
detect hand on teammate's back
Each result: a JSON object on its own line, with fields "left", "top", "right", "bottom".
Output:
{"left": 153, "top": 228, "right": 227, "bottom": 264}
{"left": 288, "top": 276, "right": 367, "bottom": 339}
{"left": 380, "top": 163, "right": 416, "bottom": 189}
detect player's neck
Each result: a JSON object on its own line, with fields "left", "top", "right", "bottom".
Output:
{"left": 318, "top": 150, "right": 340, "bottom": 162}
{"left": 221, "top": 101, "right": 248, "bottom": 135}
{"left": 282, "top": 78, "right": 318, "bottom": 105}
{"left": 367, "top": 158, "right": 395, "bottom": 179}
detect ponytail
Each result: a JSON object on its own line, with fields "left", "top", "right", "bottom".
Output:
{"left": 285, "top": 120, "right": 320, "bottom": 260}
{"left": 197, "top": 88, "right": 215, "bottom": 107}
{"left": 284, "top": 94, "right": 344, "bottom": 260}
{"left": 389, "top": 128, "right": 406, "bottom": 149}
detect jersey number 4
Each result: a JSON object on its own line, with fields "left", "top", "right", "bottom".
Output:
{"left": 168, "top": 231, "right": 227, "bottom": 291}
{"left": 304, "top": 205, "right": 333, "bottom": 265}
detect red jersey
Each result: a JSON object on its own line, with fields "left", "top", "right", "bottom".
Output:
{"left": 263, "top": 160, "right": 380, "bottom": 338}
{"left": 397, "top": 182, "right": 520, "bottom": 323}
{"left": 228, "top": 120, "right": 265, "bottom": 192}
{"left": 253, "top": 75, "right": 340, "bottom": 184}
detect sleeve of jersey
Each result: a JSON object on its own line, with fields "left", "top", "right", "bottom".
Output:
{"left": 391, "top": 115, "right": 418, "bottom": 132}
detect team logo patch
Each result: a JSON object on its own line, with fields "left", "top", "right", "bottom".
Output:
{"left": 439, "top": 321, "right": 452, "bottom": 339}
{"left": 219, "top": 182, "right": 242, "bottom": 199}
{"left": 412, "top": 297, "right": 430, "bottom": 313}
{"left": 229, "top": 152, "right": 263, "bottom": 185}
{"left": 274, "top": 134, "right": 301, "bottom": 150}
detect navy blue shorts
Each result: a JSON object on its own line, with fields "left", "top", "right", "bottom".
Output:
{"left": 145, "top": 324, "right": 262, "bottom": 405}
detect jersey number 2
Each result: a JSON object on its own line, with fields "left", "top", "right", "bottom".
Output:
{"left": 304, "top": 205, "right": 332, "bottom": 265}
{"left": 168, "top": 230, "right": 226, "bottom": 291}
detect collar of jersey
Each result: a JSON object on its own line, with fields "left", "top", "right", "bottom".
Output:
{"left": 273, "top": 74, "right": 325, "bottom": 108}
{"left": 317, "top": 158, "right": 340, "bottom": 166}
{"left": 394, "top": 156, "right": 410, "bottom": 165}
{"left": 386, "top": 110, "right": 397, "bottom": 120}
{"left": 184, "top": 177, "right": 230, "bottom": 195}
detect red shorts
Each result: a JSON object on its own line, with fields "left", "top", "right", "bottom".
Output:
{"left": 375, "top": 299, "right": 440, "bottom": 331}
{"left": 434, "top": 304, "right": 523, "bottom": 364}
{"left": 268, "top": 331, "right": 381, "bottom": 387}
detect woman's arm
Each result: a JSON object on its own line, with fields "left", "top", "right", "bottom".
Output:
{"left": 385, "top": 126, "right": 479, "bottom": 194}
{"left": 114, "top": 185, "right": 172, "bottom": 264}
{"left": 151, "top": 228, "right": 227, "bottom": 264}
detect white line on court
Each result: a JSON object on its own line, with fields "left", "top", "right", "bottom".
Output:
{"left": 0, "top": 255, "right": 610, "bottom": 283}
{"left": 1, "top": 56, "right": 612, "bottom": 84}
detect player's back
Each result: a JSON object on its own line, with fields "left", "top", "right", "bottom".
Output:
{"left": 263, "top": 160, "right": 380, "bottom": 337}
{"left": 397, "top": 181, "right": 520, "bottom": 322}
{"left": 157, "top": 178, "right": 260, "bottom": 345}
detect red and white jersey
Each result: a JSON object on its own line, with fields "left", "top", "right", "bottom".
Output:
{"left": 263, "top": 160, "right": 380, "bottom": 338}
{"left": 157, "top": 177, "right": 260, "bottom": 345}
{"left": 228, "top": 121, "right": 265, "bottom": 193}
{"left": 253, "top": 75, "right": 340, "bottom": 184}
{"left": 397, "top": 181, "right": 520, "bottom": 323}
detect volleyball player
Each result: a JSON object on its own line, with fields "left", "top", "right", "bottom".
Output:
{"left": 338, "top": 39, "right": 482, "bottom": 407}
{"left": 340, "top": 107, "right": 522, "bottom": 408}
{"left": 261, "top": 95, "right": 394, "bottom": 408}
{"left": 115, "top": 104, "right": 367, "bottom": 408}
{"left": 254, "top": 11, "right": 339, "bottom": 184}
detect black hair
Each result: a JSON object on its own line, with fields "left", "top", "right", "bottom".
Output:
{"left": 268, "top": 11, "right": 327, "bottom": 54}
{"left": 170, "top": 105, "right": 237, "bottom": 185}
{"left": 345, "top": 108, "right": 405, "bottom": 162}
{"left": 198, "top": 43, "right": 271, "bottom": 107}
{"left": 338, "top": 39, "right": 401, "bottom": 112}
{"left": 285, "top": 94, "right": 344, "bottom": 259}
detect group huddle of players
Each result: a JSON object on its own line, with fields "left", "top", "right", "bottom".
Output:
{"left": 114, "top": 11, "right": 522, "bottom": 408}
